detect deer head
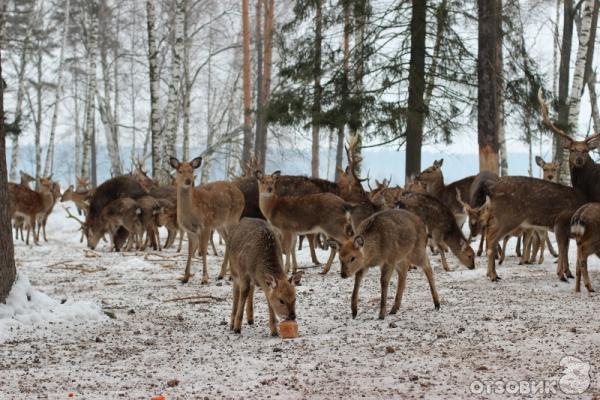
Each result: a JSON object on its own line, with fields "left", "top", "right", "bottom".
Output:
{"left": 169, "top": 156, "right": 202, "bottom": 187}
{"left": 535, "top": 156, "right": 560, "bottom": 182}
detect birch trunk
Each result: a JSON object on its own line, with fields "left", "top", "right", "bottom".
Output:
{"left": 74, "top": 72, "right": 82, "bottom": 177}
{"left": 201, "top": 21, "right": 214, "bottom": 184}
{"left": 311, "top": 0, "right": 322, "bottom": 178}
{"left": 241, "top": 0, "right": 253, "bottom": 167}
{"left": 43, "top": 0, "right": 70, "bottom": 177}
{"left": 350, "top": 0, "right": 367, "bottom": 174}
{"left": 82, "top": 4, "right": 99, "bottom": 183}
{"left": 146, "top": 0, "right": 161, "bottom": 177}
{"left": 335, "top": 2, "right": 351, "bottom": 182}
{"left": 161, "top": 0, "right": 185, "bottom": 181}
{"left": 589, "top": 74, "right": 600, "bottom": 132}
{"left": 496, "top": 0, "right": 508, "bottom": 176}
{"left": 182, "top": 0, "right": 190, "bottom": 161}
{"left": 253, "top": 0, "right": 263, "bottom": 163}
{"left": 34, "top": 47, "right": 43, "bottom": 183}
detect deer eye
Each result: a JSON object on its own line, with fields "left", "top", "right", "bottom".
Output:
{"left": 279, "top": 299, "right": 285, "bottom": 305}
{"left": 350, "top": 256, "right": 356, "bottom": 263}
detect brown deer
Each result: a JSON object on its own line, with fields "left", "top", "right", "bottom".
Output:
{"left": 136, "top": 195, "right": 162, "bottom": 251}
{"left": 13, "top": 171, "right": 37, "bottom": 241}
{"left": 60, "top": 186, "right": 92, "bottom": 215}
{"left": 169, "top": 156, "right": 245, "bottom": 284}
{"left": 570, "top": 203, "right": 600, "bottom": 293}
{"left": 472, "top": 176, "right": 587, "bottom": 282}
{"left": 414, "top": 159, "right": 474, "bottom": 227}
{"left": 329, "top": 209, "right": 440, "bottom": 320}
{"left": 529, "top": 156, "right": 560, "bottom": 260}
{"left": 86, "top": 197, "right": 145, "bottom": 251}
{"left": 394, "top": 192, "right": 475, "bottom": 271}
{"left": 38, "top": 177, "right": 61, "bottom": 242}
{"left": 8, "top": 180, "right": 55, "bottom": 245}
{"left": 75, "top": 176, "right": 91, "bottom": 215}
{"left": 256, "top": 170, "right": 354, "bottom": 274}
{"left": 156, "top": 199, "right": 180, "bottom": 249}
{"left": 228, "top": 218, "right": 302, "bottom": 336}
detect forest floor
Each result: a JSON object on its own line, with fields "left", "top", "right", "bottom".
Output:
{"left": 1, "top": 208, "right": 600, "bottom": 399}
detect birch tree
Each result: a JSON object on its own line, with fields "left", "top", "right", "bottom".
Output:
{"left": 311, "top": 0, "right": 322, "bottom": 178}
{"left": 81, "top": 2, "right": 99, "bottom": 184}
{"left": 43, "top": 0, "right": 71, "bottom": 177}
{"left": 146, "top": 0, "right": 161, "bottom": 177}
{"left": 241, "top": 0, "right": 253, "bottom": 167}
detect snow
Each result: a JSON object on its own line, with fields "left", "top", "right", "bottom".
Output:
{"left": 1, "top": 206, "right": 600, "bottom": 398}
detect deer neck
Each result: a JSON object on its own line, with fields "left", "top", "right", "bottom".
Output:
{"left": 426, "top": 175, "right": 444, "bottom": 198}
{"left": 176, "top": 184, "right": 196, "bottom": 217}
{"left": 258, "top": 191, "right": 277, "bottom": 219}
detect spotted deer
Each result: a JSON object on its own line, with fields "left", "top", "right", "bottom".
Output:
{"left": 228, "top": 218, "right": 302, "bottom": 336}
{"left": 329, "top": 209, "right": 440, "bottom": 320}
{"left": 570, "top": 203, "right": 600, "bottom": 293}
{"left": 8, "top": 179, "right": 56, "bottom": 245}
{"left": 169, "top": 156, "right": 245, "bottom": 284}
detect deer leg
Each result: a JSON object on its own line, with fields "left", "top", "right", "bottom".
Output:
{"left": 308, "top": 234, "right": 321, "bottom": 265}
{"left": 390, "top": 262, "right": 409, "bottom": 315}
{"left": 246, "top": 285, "right": 255, "bottom": 325}
{"left": 218, "top": 243, "right": 229, "bottom": 280}
{"left": 536, "top": 231, "right": 546, "bottom": 264}
{"left": 267, "top": 300, "right": 278, "bottom": 337}
{"left": 230, "top": 281, "right": 240, "bottom": 331}
{"left": 298, "top": 235, "right": 304, "bottom": 251}
{"left": 210, "top": 230, "right": 218, "bottom": 256}
{"left": 577, "top": 243, "right": 595, "bottom": 293}
{"left": 519, "top": 230, "right": 532, "bottom": 265}
{"left": 485, "top": 219, "right": 506, "bottom": 282}
{"left": 351, "top": 268, "right": 365, "bottom": 319}
{"left": 499, "top": 236, "right": 509, "bottom": 265}
{"left": 177, "top": 230, "right": 185, "bottom": 253}
{"left": 378, "top": 264, "right": 394, "bottom": 320}
{"left": 291, "top": 235, "right": 299, "bottom": 273}
{"left": 421, "top": 256, "right": 441, "bottom": 310}
{"left": 42, "top": 218, "right": 48, "bottom": 242}
{"left": 515, "top": 235, "right": 522, "bottom": 257}
{"left": 580, "top": 256, "right": 595, "bottom": 293}
{"left": 180, "top": 232, "right": 198, "bottom": 283}
{"left": 281, "top": 231, "right": 293, "bottom": 274}
{"left": 555, "top": 215, "right": 573, "bottom": 280}
{"left": 477, "top": 229, "right": 486, "bottom": 257}
{"left": 233, "top": 281, "right": 250, "bottom": 334}
{"left": 546, "top": 233, "right": 558, "bottom": 257}
{"left": 200, "top": 229, "right": 210, "bottom": 284}
{"left": 320, "top": 247, "right": 337, "bottom": 275}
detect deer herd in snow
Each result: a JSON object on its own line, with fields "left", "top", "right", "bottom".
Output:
{"left": 6, "top": 90, "right": 600, "bottom": 335}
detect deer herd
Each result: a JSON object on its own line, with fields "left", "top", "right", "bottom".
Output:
{"left": 6, "top": 90, "right": 600, "bottom": 336}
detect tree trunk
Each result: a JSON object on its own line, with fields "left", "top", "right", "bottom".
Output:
{"left": 335, "top": 2, "right": 351, "bottom": 182}
{"left": 82, "top": 4, "right": 99, "bottom": 184}
{"left": 311, "top": 0, "right": 322, "bottom": 178}
{"left": 241, "top": 0, "right": 253, "bottom": 168}
{"left": 74, "top": 72, "right": 82, "bottom": 177}
{"left": 43, "top": 0, "right": 70, "bottom": 177}
{"left": 182, "top": 0, "right": 190, "bottom": 161}
{"left": 555, "top": 0, "right": 573, "bottom": 183}
{"left": 161, "top": 0, "right": 185, "bottom": 179}
{"left": 254, "top": 0, "right": 274, "bottom": 170}
{"left": 146, "top": 0, "right": 161, "bottom": 177}
{"left": 589, "top": 73, "right": 600, "bottom": 132}
{"left": 350, "top": 0, "right": 367, "bottom": 174}
{"left": 496, "top": 0, "right": 508, "bottom": 176}
{"left": 253, "top": 0, "right": 264, "bottom": 166}
{"left": 553, "top": 0, "right": 560, "bottom": 96}
{"left": 477, "top": 0, "right": 500, "bottom": 173}
{"left": 423, "top": 0, "right": 446, "bottom": 110}
{"left": 201, "top": 21, "right": 214, "bottom": 184}
{"left": 405, "top": 0, "right": 426, "bottom": 180}
{"left": 34, "top": 48, "right": 43, "bottom": 184}
{"left": 0, "top": 38, "right": 17, "bottom": 302}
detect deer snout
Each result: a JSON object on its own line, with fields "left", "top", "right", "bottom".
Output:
{"left": 340, "top": 266, "right": 349, "bottom": 279}
{"left": 184, "top": 178, "right": 192, "bottom": 186}
{"left": 575, "top": 157, "right": 585, "bottom": 167}
{"left": 287, "top": 312, "right": 296, "bottom": 321}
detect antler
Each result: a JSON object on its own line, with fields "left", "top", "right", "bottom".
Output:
{"left": 344, "top": 135, "right": 364, "bottom": 184}
{"left": 455, "top": 188, "right": 471, "bottom": 211}
{"left": 537, "top": 88, "right": 572, "bottom": 143}
{"left": 63, "top": 206, "right": 85, "bottom": 227}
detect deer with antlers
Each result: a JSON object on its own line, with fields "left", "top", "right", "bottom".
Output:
{"left": 170, "top": 156, "right": 245, "bottom": 284}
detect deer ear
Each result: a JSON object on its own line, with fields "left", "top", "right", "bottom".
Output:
{"left": 354, "top": 235, "right": 365, "bottom": 248}
{"left": 169, "top": 157, "right": 180, "bottom": 169}
{"left": 289, "top": 272, "right": 302, "bottom": 286}
{"left": 264, "top": 274, "right": 277, "bottom": 289}
{"left": 560, "top": 135, "right": 573, "bottom": 149}
{"left": 327, "top": 239, "right": 340, "bottom": 250}
{"left": 535, "top": 156, "right": 545, "bottom": 167}
{"left": 272, "top": 170, "right": 281, "bottom": 179}
{"left": 587, "top": 135, "right": 600, "bottom": 150}
{"left": 434, "top": 159, "right": 444, "bottom": 168}
{"left": 190, "top": 157, "right": 203, "bottom": 169}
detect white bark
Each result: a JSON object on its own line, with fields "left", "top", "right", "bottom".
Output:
{"left": 146, "top": 0, "right": 161, "bottom": 177}
{"left": 182, "top": 0, "right": 190, "bottom": 161}
{"left": 82, "top": 3, "right": 99, "bottom": 182}
{"left": 43, "top": 0, "right": 71, "bottom": 177}
{"left": 162, "top": 0, "right": 185, "bottom": 178}
{"left": 567, "top": 0, "right": 594, "bottom": 133}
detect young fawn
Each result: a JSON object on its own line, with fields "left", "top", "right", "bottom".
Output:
{"left": 256, "top": 170, "right": 354, "bottom": 274}
{"left": 570, "top": 203, "right": 600, "bottom": 293}
{"left": 228, "top": 218, "right": 302, "bottom": 336}
{"left": 329, "top": 209, "right": 440, "bottom": 320}
{"left": 169, "top": 156, "right": 245, "bottom": 283}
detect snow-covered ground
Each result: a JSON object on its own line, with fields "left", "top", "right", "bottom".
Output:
{"left": 1, "top": 207, "right": 599, "bottom": 399}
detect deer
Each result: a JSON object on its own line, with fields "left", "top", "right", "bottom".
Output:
{"left": 8, "top": 179, "right": 55, "bottom": 245}
{"left": 75, "top": 176, "right": 91, "bottom": 215}
{"left": 328, "top": 209, "right": 440, "bottom": 320}
{"left": 228, "top": 218, "right": 302, "bottom": 336}
{"left": 570, "top": 203, "right": 600, "bottom": 293}
{"left": 414, "top": 159, "right": 474, "bottom": 228}
{"left": 60, "top": 186, "right": 92, "bottom": 215}
{"left": 471, "top": 175, "right": 587, "bottom": 282}
{"left": 136, "top": 195, "right": 162, "bottom": 251}
{"left": 394, "top": 192, "right": 475, "bottom": 271}
{"left": 12, "top": 170, "right": 37, "bottom": 241}
{"left": 169, "top": 156, "right": 245, "bottom": 284}
{"left": 84, "top": 197, "right": 145, "bottom": 251}
{"left": 155, "top": 198, "right": 180, "bottom": 249}
{"left": 256, "top": 170, "right": 354, "bottom": 274}
{"left": 37, "top": 177, "right": 61, "bottom": 242}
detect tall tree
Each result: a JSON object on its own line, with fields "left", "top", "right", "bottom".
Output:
{"left": 404, "top": 0, "right": 426, "bottom": 179}
{"left": 311, "top": 0, "right": 322, "bottom": 178}
{"left": 43, "top": 0, "right": 71, "bottom": 177}
{"left": 81, "top": 1, "right": 99, "bottom": 185}
{"left": 146, "top": 0, "right": 161, "bottom": 177}
{"left": 477, "top": 0, "right": 500, "bottom": 173}
{"left": 0, "top": 12, "right": 17, "bottom": 302}
{"left": 241, "top": 0, "right": 253, "bottom": 167}
{"left": 335, "top": 0, "right": 351, "bottom": 181}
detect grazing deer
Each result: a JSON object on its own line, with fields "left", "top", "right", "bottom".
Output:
{"left": 86, "top": 197, "right": 144, "bottom": 251}
{"left": 136, "top": 195, "right": 162, "bottom": 251}
{"left": 256, "top": 170, "right": 354, "bottom": 274}
{"left": 415, "top": 159, "right": 474, "bottom": 227}
{"left": 169, "top": 156, "right": 245, "bottom": 284}
{"left": 570, "top": 203, "right": 600, "bottom": 293}
{"left": 228, "top": 218, "right": 302, "bottom": 336}
{"left": 329, "top": 209, "right": 440, "bottom": 320}
{"left": 8, "top": 180, "right": 55, "bottom": 245}
{"left": 394, "top": 192, "right": 475, "bottom": 271}
{"left": 472, "top": 176, "right": 587, "bottom": 282}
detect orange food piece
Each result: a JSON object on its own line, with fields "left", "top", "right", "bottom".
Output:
{"left": 67, "top": 394, "right": 74, "bottom": 398}
{"left": 279, "top": 320, "right": 299, "bottom": 338}
{"left": 151, "top": 396, "right": 166, "bottom": 400}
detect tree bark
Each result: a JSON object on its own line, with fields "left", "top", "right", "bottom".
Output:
{"left": 496, "top": 0, "right": 508, "bottom": 176}
{"left": 554, "top": 0, "right": 573, "bottom": 183}
{"left": 405, "top": 0, "right": 426, "bottom": 180}
{"left": 0, "top": 36, "right": 17, "bottom": 302}
{"left": 477, "top": 0, "right": 499, "bottom": 173}
{"left": 146, "top": 0, "right": 161, "bottom": 177}
{"left": 241, "top": 0, "right": 253, "bottom": 169}
{"left": 335, "top": 2, "right": 351, "bottom": 182}
{"left": 182, "top": 0, "right": 190, "bottom": 161}
{"left": 253, "top": 0, "right": 264, "bottom": 166}
{"left": 201, "top": 20, "right": 215, "bottom": 184}
{"left": 34, "top": 46, "right": 43, "bottom": 184}
{"left": 311, "top": 0, "right": 323, "bottom": 178}
{"left": 81, "top": 5, "right": 98, "bottom": 184}
{"left": 43, "top": 0, "right": 70, "bottom": 177}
